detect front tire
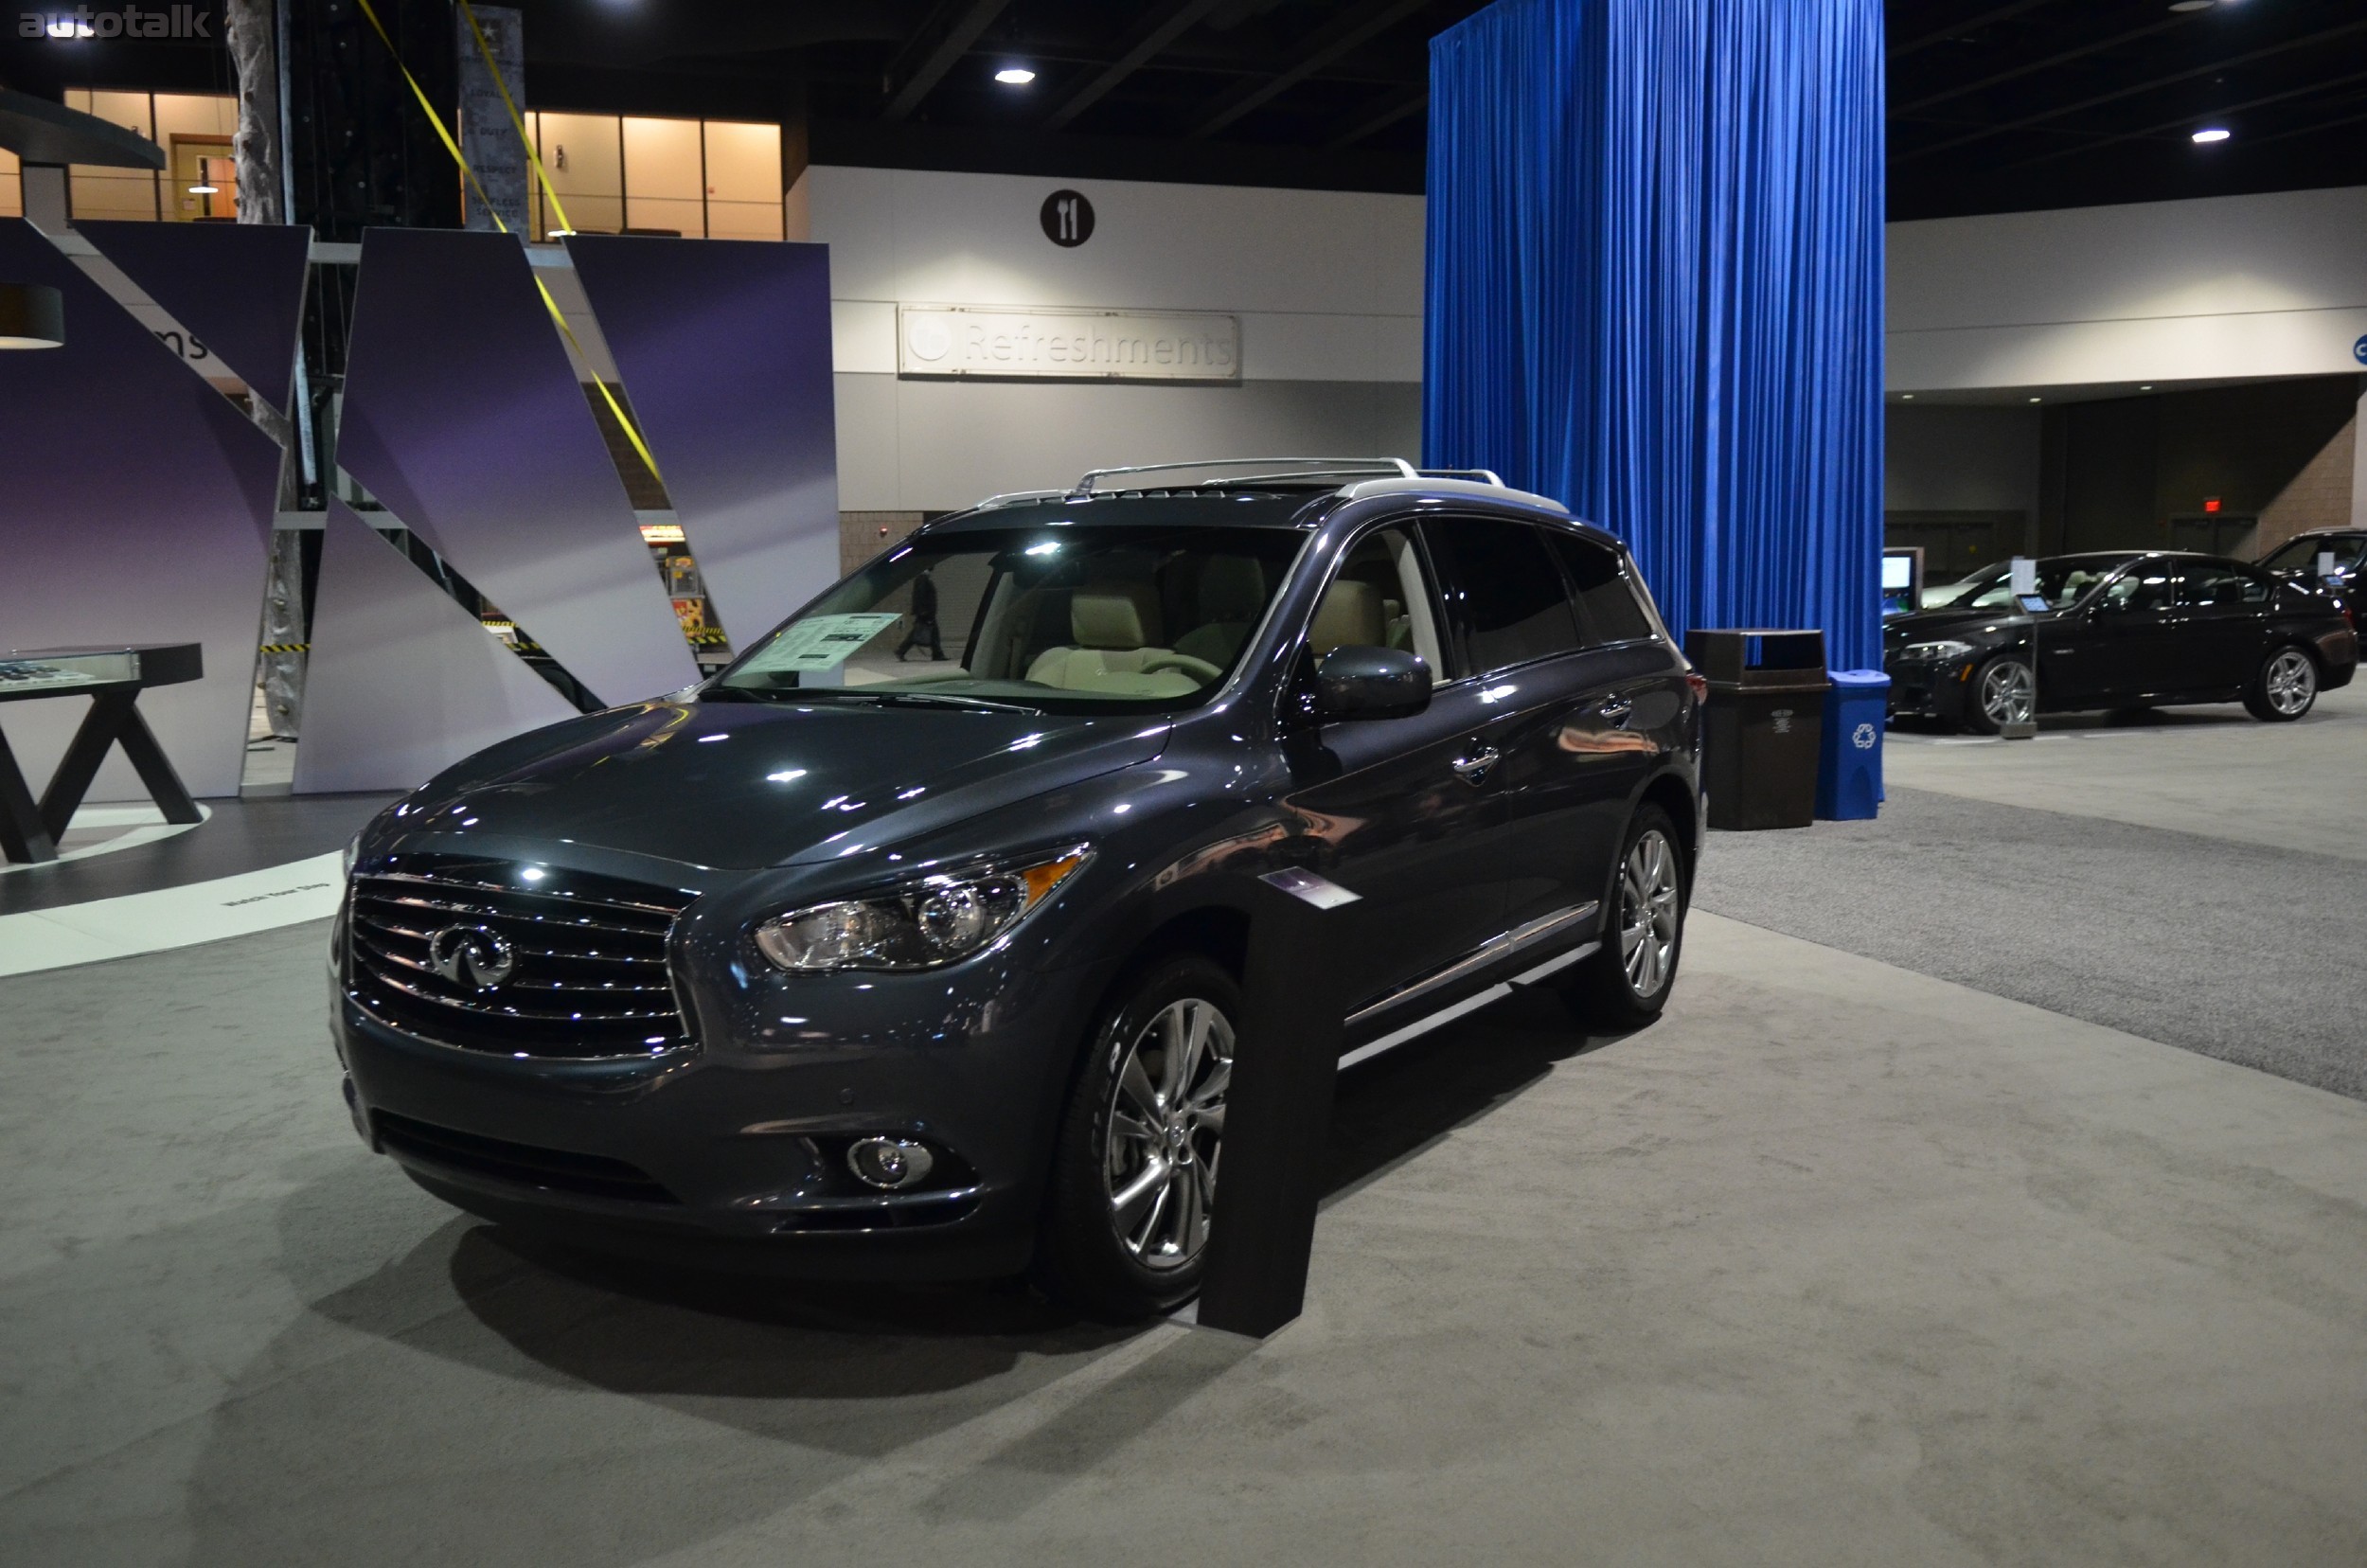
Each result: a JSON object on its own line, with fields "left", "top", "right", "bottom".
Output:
{"left": 2244, "top": 646, "right": 2318, "bottom": 722}
{"left": 1557, "top": 804, "right": 1688, "bottom": 1029}
{"left": 1965, "top": 653, "right": 2034, "bottom": 736}
{"left": 1035, "top": 953, "right": 1237, "bottom": 1321}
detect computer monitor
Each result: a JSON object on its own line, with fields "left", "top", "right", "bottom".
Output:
{"left": 1880, "top": 547, "right": 1922, "bottom": 616}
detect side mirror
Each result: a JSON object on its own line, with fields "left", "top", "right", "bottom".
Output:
{"left": 1315, "top": 645, "right": 1431, "bottom": 721}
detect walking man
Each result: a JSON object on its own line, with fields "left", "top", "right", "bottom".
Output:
{"left": 897, "top": 567, "right": 945, "bottom": 661}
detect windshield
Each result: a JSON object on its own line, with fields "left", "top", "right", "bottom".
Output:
{"left": 1946, "top": 555, "right": 2140, "bottom": 611}
{"left": 714, "top": 525, "right": 1308, "bottom": 714}
{"left": 2259, "top": 535, "right": 2366, "bottom": 575}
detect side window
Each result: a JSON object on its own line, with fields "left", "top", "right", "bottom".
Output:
{"left": 2095, "top": 567, "right": 2175, "bottom": 614}
{"left": 1545, "top": 532, "right": 1657, "bottom": 645}
{"left": 1419, "top": 518, "right": 1585, "bottom": 674}
{"left": 1310, "top": 526, "right": 1446, "bottom": 675}
{"left": 2175, "top": 562, "right": 2270, "bottom": 609}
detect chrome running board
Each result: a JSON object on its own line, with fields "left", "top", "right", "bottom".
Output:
{"left": 1345, "top": 900, "right": 1600, "bottom": 1029}
{"left": 1337, "top": 921, "right": 1605, "bottom": 1072}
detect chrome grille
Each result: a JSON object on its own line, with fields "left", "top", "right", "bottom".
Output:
{"left": 347, "top": 854, "right": 697, "bottom": 1059}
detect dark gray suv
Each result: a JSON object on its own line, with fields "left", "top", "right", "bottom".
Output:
{"left": 331, "top": 459, "right": 1704, "bottom": 1318}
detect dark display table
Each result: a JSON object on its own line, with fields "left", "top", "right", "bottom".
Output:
{"left": 0, "top": 644, "right": 205, "bottom": 864}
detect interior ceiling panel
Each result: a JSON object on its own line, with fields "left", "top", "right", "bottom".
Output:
{"left": 3, "top": 1, "right": 2360, "bottom": 216}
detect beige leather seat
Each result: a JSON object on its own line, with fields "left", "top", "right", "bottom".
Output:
{"left": 1025, "top": 583, "right": 1199, "bottom": 696}
{"left": 1309, "top": 578, "right": 1386, "bottom": 654}
{"left": 1174, "top": 557, "right": 1267, "bottom": 668}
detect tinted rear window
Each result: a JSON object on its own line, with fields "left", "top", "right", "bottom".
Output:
{"left": 1420, "top": 519, "right": 1584, "bottom": 673}
{"left": 1546, "top": 533, "right": 1657, "bottom": 644}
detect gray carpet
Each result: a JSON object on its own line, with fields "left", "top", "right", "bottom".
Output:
{"left": 1694, "top": 784, "right": 2367, "bottom": 1102}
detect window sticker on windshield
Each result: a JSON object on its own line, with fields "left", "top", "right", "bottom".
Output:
{"left": 738, "top": 613, "right": 906, "bottom": 673}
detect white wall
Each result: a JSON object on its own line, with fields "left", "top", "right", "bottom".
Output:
{"left": 806, "top": 165, "right": 1425, "bottom": 509}
{"left": 1887, "top": 187, "right": 2367, "bottom": 392}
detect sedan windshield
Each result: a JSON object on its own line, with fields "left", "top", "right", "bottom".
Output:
{"left": 715, "top": 525, "right": 1308, "bottom": 715}
{"left": 1946, "top": 554, "right": 2140, "bottom": 611}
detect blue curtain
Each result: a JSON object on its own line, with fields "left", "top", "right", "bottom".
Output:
{"left": 1425, "top": 0, "right": 1885, "bottom": 670}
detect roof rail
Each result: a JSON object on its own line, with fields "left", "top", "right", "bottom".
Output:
{"left": 1068, "top": 456, "right": 1417, "bottom": 497}
{"left": 973, "top": 488, "right": 1070, "bottom": 509}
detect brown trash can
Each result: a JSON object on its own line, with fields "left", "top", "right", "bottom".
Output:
{"left": 1685, "top": 629, "right": 1830, "bottom": 830}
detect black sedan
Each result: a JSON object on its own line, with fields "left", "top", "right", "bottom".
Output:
{"left": 1885, "top": 551, "right": 2358, "bottom": 734}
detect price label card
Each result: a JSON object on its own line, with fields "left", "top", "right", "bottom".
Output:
{"left": 737, "top": 614, "right": 905, "bottom": 673}
{"left": 2008, "top": 556, "right": 2038, "bottom": 596}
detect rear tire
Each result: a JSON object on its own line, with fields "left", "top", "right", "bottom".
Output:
{"left": 1556, "top": 804, "right": 1688, "bottom": 1030}
{"left": 2243, "top": 646, "right": 2318, "bottom": 722}
{"left": 1035, "top": 953, "right": 1237, "bottom": 1322}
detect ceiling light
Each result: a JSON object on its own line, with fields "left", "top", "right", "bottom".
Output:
{"left": 2028, "top": 397, "right": 2043, "bottom": 403}
{"left": 994, "top": 66, "right": 1037, "bottom": 85}
{"left": 2191, "top": 127, "right": 2232, "bottom": 143}
{"left": 2167, "top": 1, "right": 2214, "bottom": 12}
{"left": 187, "top": 184, "right": 217, "bottom": 195}
{"left": 1900, "top": 393, "right": 1915, "bottom": 400}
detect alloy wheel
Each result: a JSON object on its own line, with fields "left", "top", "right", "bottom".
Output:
{"left": 1980, "top": 659, "right": 2035, "bottom": 727}
{"left": 1618, "top": 829, "right": 1682, "bottom": 998}
{"left": 1103, "top": 997, "right": 1231, "bottom": 1271}
{"left": 2266, "top": 650, "right": 2316, "bottom": 716}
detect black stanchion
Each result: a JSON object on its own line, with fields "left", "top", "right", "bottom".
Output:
{"left": 1196, "top": 867, "right": 1359, "bottom": 1338}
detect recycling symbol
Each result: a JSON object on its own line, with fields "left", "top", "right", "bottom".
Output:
{"left": 1852, "top": 721, "right": 1878, "bottom": 751}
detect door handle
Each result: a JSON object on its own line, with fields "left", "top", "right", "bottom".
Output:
{"left": 1596, "top": 693, "right": 1635, "bottom": 726}
{"left": 1450, "top": 742, "right": 1501, "bottom": 785}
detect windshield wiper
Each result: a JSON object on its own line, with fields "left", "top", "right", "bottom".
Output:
{"left": 864, "top": 690, "right": 1044, "bottom": 714}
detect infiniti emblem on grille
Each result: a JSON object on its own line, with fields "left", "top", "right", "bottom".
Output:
{"left": 425, "top": 925, "right": 517, "bottom": 989}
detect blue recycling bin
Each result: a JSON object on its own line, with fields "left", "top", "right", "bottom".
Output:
{"left": 1816, "top": 669, "right": 1889, "bottom": 820}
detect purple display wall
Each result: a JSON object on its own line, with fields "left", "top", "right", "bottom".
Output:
{"left": 334, "top": 227, "right": 699, "bottom": 709}
{"left": 566, "top": 236, "right": 840, "bottom": 647}
{"left": 294, "top": 503, "right": 579, "bottom": 794}
{"left": 0, "top": 219, "right": 288, "bottom": 802}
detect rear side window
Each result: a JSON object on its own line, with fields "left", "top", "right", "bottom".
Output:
{"left": 1546, "top": 533, "right": 1658, "bottom": 644}
{"left": 2175, "top": 561, "right": 2272, "bottom": 608}
{"left": 1419, "top": 518, "right": 1584, "bottom": 674}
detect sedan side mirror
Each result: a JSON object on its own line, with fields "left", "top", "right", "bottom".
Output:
{"left": 1315, "top": 645, "right": 1431, "bottom": 721}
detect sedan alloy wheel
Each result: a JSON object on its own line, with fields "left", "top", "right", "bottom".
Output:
{"left": 1978, "top": 658, "right": 2035, "bottom": 729}
{"left": 2265, "top": 649, "right": 2317, "bottom": 717}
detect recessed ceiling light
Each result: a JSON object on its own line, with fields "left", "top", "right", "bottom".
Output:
{"left": 2028, "top": 397, "right": 2043, "bottom": 403}
{"left": 2139, "top": 383, "right": 2153, "bottom": 390}
{"left": 2168, "top": 1, "right": 2214, "bottom": 12}
{"left": 2191, "top": 126, "right": 2232, "bottom": 143}
{"left": 994, "top": 66, "right": 1037, "bottom": 85}
{"left": 1900, "top": 393, "right": 1915, "bottom": 401}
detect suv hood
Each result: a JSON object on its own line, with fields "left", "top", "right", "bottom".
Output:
{"left": 395, "top": 698, "right": 1172, "bottom": 870}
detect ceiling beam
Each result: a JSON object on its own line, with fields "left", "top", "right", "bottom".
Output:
{"left": 1043, "top": 0, "right": 1229, "bottom": 133}
{"left": 1895, "top": 15, "right": 2367, "bottom": 163}
{"left": 1186, "top": 0, "right": 1433, "bottom": 141}
{"left": 1891, "top": 0, "right": 2060, "bottom": 63}
{"left": 880, "top": 0, "right": 1013, "bottom": 122}
{"left": 1326, "top": 88, "right": 1428, "bottom": 151}
{"left": 1894, "top": 9, "right": 2198, "bottom": 116}
{"left": 2002, "top": 64, "right": 2367, "bottom": 171}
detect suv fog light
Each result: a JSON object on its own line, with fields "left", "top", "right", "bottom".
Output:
{"left": 847, "top": 1136, "right": 934, "bottom": 1190}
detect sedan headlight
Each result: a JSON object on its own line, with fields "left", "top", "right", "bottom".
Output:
{"left": 754, "top": 846, "right": 1090, "bottom": 973}
{"left": 1897, "top": 639, "right": 1975, "bottom": 663}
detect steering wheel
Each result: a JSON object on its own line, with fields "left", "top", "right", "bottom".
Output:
{"left": 1140, "top": 652, "right": 1223, "bottom": 683}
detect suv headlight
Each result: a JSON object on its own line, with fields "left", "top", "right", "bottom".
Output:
{"left": 1898, "top": 639, "right": 1974, "bottom": 663}
{"left": 754, "top": 846, "right": 1090, "bottom": 973}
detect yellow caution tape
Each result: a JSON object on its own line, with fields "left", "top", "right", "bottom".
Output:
{"left": 352, "top": 0, "right": 667, "bottom": 490}
{"left": 257, "top": 643, "right": 310, "bottom": 654}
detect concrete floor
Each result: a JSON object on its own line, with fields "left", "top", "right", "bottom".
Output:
{"left": 4, "top": 691, "right": 2365, "bottom": 1564}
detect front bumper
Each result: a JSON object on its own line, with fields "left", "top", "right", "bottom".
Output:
{"left": 1882, "top": 657, "right": 1974, "bottom": 721}
{"left": 332, "top": 947, "right": 1107, "bottom": 1282}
